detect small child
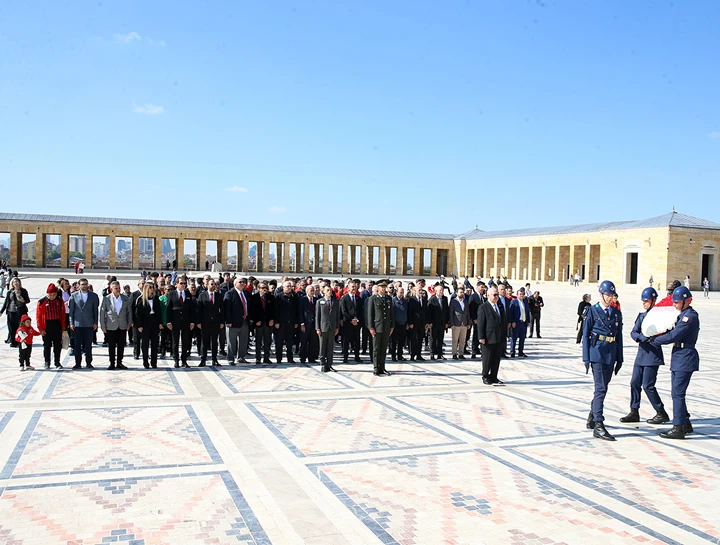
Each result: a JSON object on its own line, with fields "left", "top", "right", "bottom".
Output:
{"left": 15, "top": 314, "right": 40, "bottom": 371}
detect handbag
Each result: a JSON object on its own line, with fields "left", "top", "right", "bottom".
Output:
{"left": 62, "top": 330, "right": 70, "bottom": 350}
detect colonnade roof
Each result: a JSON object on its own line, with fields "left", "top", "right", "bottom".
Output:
{"left": 457, "top": 212, "right": 720, "bottom": 240}
{"left": 0, "top": 212, "right": 455, "bottom": 240}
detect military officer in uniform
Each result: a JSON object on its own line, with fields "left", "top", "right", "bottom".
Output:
{"left": 582, "top": 280, "right": 624, "bottom": 441}
{"left": 619, "top": 287, "right": 669, "bottom": 425}
{"left": 368, "top": 279, "right": 395, "bottom": 376}
{"left": 651, "top": 286, "right": 699, "bottom": 439}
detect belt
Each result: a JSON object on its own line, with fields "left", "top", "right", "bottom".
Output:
{"left": 598, "top": 335, "right": 615, "bottom": 342}
{"left": 674, "top": 343, "right": 695, "bottom": 349}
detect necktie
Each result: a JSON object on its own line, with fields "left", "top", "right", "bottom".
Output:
{"left": 210, "top": 292, "right": 214, "bottom": 304}
{"left": 180, "top": 292, "right": 184, "bottom": 304}
{"left": 352, "top": 295, "right": 355, "bottom": 307}
{"left": 261, "top": 295, "right": 266, "bottom": 309}
{"left": 494, "top": 304, "right": 500, "bottom": 316}
{"left": 241, "top": 293, "right": 247, "bottom": 319}
{"left": 606, "top": 307, "right": 610, "bottom": 318}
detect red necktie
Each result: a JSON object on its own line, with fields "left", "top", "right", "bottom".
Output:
{"left": 211, "top": 292, "right": 214, "bottom": 304}
{"left": 241, "top": 293, "right": 247, "bottom": 319}
{"left": 261, "top": 295, "right": 266, "bottom": 309}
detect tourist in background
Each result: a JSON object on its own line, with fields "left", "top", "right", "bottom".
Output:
{"left": 36, "top": 283, "right": 66, "bottom": 369}
{"left": 530, "top": 290, "right": 543, "bottom": 338}
{"left": 703, "top": 277, "right": 710, "bottom": 298}
{"left": 576, "top": 294, "right": 591, "bottom": 344}
{"left": 1, "top": 277, "right": 29, "bottom": 347}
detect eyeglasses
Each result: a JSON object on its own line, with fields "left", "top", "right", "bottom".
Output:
{"left": 178, "top": 282, "right": 186, "bottom": 285}
{"left": 488, "top": 293, "right": 499, "bottom": 297}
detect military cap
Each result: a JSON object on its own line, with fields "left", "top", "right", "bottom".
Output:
{"left": 376, "top": 279, "right": 389, "bottom": 287}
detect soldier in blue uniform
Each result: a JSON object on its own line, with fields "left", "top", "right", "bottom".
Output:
{"left": 651, "top": 286, "right": 699, "bottom": 439}
{"left": 619, "top": 287, "right": 670, "bottom": 425}
{"left": 582, "top": 280, "right": 623, "bottom": 441}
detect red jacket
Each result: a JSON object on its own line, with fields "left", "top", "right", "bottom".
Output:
{"left": 15, "top": 324, "right": 41, "bottom": 345}
{"left": 36, "top": 296, "right": 67, "bottom": 332}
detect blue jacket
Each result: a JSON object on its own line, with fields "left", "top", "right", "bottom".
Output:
{"left": 630, "top": 311, "right": 664, "bottom": 367}
{"left": 392, "top": 296, "right": 408, "bottom": 325}
{"left": 508, "top": 299, "right": 531, "bottom": 326}
{"left": 652, "top": 306, "right": 699, "bottom": 372}
{"left": 582, "top": 303, "right": 623, "bottom": 366}
{"left": 69, "top": 290, "right": 99, "bottom": 328}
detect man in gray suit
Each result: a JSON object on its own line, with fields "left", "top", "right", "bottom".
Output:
{"left": 99, "top": 280, "right": 132, "bottom": 370}
{"left": 315, "top": 285, "right": 339, "bottom": 372}
{"left": 69, "top": 278, "right": 99, "bottom": 369}
{"left": 449, "top": 286, "right": 472, "bottom": 359}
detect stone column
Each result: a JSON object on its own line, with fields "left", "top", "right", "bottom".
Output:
{"left": 381, "top": 246, "right": 389, "bottom": 275}
{"left": 515, "top": 247, "right": 521, "bottom": 279}
{"left": 301, "top": 242, "right": 310, "bottom": 273}
{"left": 109, "top": 235, "right": 116, "bottom": 269}
{"left": 324, "top": 243, "right": 331, "bottom": 274}
{"left": 9, "top": 230, "right": 19, "bottom": 268}
{"left": 281, "top": 241, "right": 289, "bottom": 273}
{"left": 541, "top": 245, "right": 547, "bottom": 281}
{"left": 493, "top": 248, "right": 499, "bottom": 277}
{"left": 154, "top": 237, "right": 163, "bottom": 271}
{"left": 585, "top": 242, "right": 591, "bottom": 282}
{"left": 216, "top": 239, "right": 224, "bottom": 267}
{"left": 257, "top": 241, "right": 264, "bottom": 273}
{"left": 198, "top": 239, "right": 207, "bottom": 271}
{"left": 359, "top": 245, "right": 367, "bottom": 275}
{"left": 430, "top": 249, "right": 438, "bottom": 277}
{"left": 131, "top": 236, "right": 140, "bottom": 270}
{"left": 240, "top": 239, "right": 248, "bottom": 272}
{"left": 85, "top": 233, "right": 94, "bottom": 269}
{"left": 569, "top": 244, "right": 575, "bottom": 281}
{"left": 415, "top": 248, "right": 422, "bottom": 276}
{"left": 554, "top": 245, "right": 561, "bottom": 282}
{"left": 527, "top": 247, "right": 534, "bottom": 282}
{"left": 398, "top": 247, "right": 406, "bottom": 276}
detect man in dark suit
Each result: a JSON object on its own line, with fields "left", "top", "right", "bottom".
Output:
{"left": 407, "top": 284, "right": 425, "bottom": 361}
{"left": 468, "top": 281, "right": 487, "bottom": 358}
{"left": 508, "top": 287, "right": 531, "bottom": 357}
{"left": 249, "top": 281, "right": 275, "bottom": 364}
{"left": 166, "top": 276, "right": 196, "bottom": 368}
{"left": 339, "top": 280, "right": 363, "bottom": 363}
{"left": 316, "top": 285, "right": 340, "bottom": 372}
{"left": 223, "top": 277, "right": 250, "bottom": 365}
{"left": 297, "top": 284, "right": 319, "bottom": 363}
{"left": 427, "top": 283, "right": 449, "bottom": 360}
{"left": 476, "top": 286, "right": 508, "bottom": 385}
{"left": 129, "top": 279, "right": 145, "bottom": 360}
{"left": 274, "top": 280, "right": 299, "bottom": 363}
{"left": 196, "top": 278, "right": 225, "bottom": 366}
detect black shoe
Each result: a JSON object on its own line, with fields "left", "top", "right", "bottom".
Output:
{"left": 391, "top": 356, "right": 396, "bottom": 361}
{"left": 471, "top": 353, "right": 477, "bottom": 359}
{"left": 416, "top": 356, "right": 425, "bottom": 361}
{"left": 198, "top": 361, "right": 207, "bottom": 367}
{"left": 72, "top": 364, "right": 82, "bottom": 370}
{"left": 288, "top": 358, "right": 296, "bottom": 364}
{"left": 646, "top": 411, "right": 670, "bottom": 425}
{"left": 143, "top": 363, "right": 150, "bottom": 369}
{"left": 372, "top": 371, "right": 380, "bottom": 376}
{"left": 238, "top": 357, "right": 247, "bottom": 364}
{"left": 86, "top": 363, "right": 94, "bottom": 369}
{"left": 482, "top": 378, "right": 492, "bottom": 385}
{"left": 491, "top": 379, "right": 505, "bottom": 386}
{"left": 44, "top": 362, "right": 51, "bottom": 370}
{"left": 134, "top": 356, "right": 140, "bottom": 360}
{"left": 181, "top": 362, "right": 190, "bottom": 368}
{"left": 354, "top": 357, "right": 363, "bottom": 363}
{"left": 593, "top": 422, "right": 616, "bottom": 441}
{"left": 660, "top": 426, "right": 686, "bottom": 439}
{"left": 398, "top": 356, "right": 406, "bottom": 361}
{"left": 684, "top": 422, "right": 694, "bottom": 434}
{"left": 55, "top": 363, "right": 63, "bottom": 369}
{"left": 229, "top": 362, "right": 237, "bottom": 366}
{"left": 343, "top": 357, "right": 349, "bottom": 363}
{"left": 151, "top": 364, "right": 158, "bottom": 369}
{"left": 174, "top": 362, "right": 180, "bottom": 368}
{"left": 108, "top": 365, "right": 116, "bottom": 370}
{"left": 329, "top": 366, "right": 337, "bottom": 372}
{"left": 586, "top": 411, "right": 595, "bottom": 429}
{"left": 620, "top": 409, "right": 640, "bottom": 423}
{"left": 458, "top": 355, "right": 466, "bottom": 360}
{"left": 381, "top": 371, "right": 392, "bottom": 376}
{"left": 519, "top": 353, "right": 528, "bottom": 358}
{"left": 212, "top": 360, "right": 221, "bottom": 366}
{"left": 536, "top": 336, "right": 542, "bottom": 339}
{"left": 219, "top": 350, "right": 227, "bottom": 357}
{"left": 116, "top": 363, "right": 128, "bottom": 370}
{"left": 510, "top": 353, "right": 516, "bottom": 358}
{"left": 264, "top": 358, "right": 272, "bottom": 364}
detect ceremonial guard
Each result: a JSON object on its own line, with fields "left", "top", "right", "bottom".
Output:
{"left": 651, "top": 286, "right": 699, "bottom": 439}
{"left": 582, "top": 280, "right": 624, "bottom": 441}
{"left": 619, "top": 287, "right": 669, "bottom": 425}
{"left": 368, "top": 279, "right": 395, "bottom": 376}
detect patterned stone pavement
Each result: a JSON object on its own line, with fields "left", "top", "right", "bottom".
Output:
{"left": 0, "top": 275, "right": 718, "bottom": 544}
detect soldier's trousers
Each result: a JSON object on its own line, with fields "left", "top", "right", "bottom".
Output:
{"left": 373, "top": 331, "right": 390, "bottom": 372}
{"left": 671, "top": 370, "right": 693, "bottom": 426}
{"left": 591, "top": 362, "right": 614, "bottom": 423}
{"left": 629, "top": 364, "right": 664, "bottom": 412}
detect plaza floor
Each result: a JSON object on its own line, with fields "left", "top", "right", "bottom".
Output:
{"left": 0, "top": 274, "right": 718, "bottom": 545}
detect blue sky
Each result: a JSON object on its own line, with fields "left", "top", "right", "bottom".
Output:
{"left": 1, "top": 1, "right": 718, "bottom": 234}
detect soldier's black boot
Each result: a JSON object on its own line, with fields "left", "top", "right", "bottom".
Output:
{"left": 659, "top": 426, "right": 686, "bottom": 440}
{"left": 646, "top": 410, "right": 670, "bottom": 425}
{"left": 586, "top": 411, "right": 595, "bottom": 429}
{"left": 593, "top": 422, "right": 616, "bottom": 441}
{"left": 619, "top": 408, "right": 640, "bottom": 423}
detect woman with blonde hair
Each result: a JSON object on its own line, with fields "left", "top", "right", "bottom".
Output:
{"left": 134, "top": 282, "right": 164, "bottom": 368}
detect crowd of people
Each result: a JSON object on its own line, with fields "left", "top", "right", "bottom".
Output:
{"left": 1, "top": 270, "right": 544, "bottom": 380}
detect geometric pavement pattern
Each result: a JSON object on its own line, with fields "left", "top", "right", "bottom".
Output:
{"left": 0, "top": 275, "right": 718, "bottom": 544}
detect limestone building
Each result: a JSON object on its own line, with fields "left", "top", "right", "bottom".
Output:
{"left": 1, "top": 211, "right": 718, "bottom": 290}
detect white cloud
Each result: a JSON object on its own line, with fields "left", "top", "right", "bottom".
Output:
{"left": 224, "top": 186, "right": 248, "bottom": 193}
{"left": 115, "top": 32, "right": 165, "bottom": 46}
{"left": 268, "top": 206, "right": 287, "bottom": 214}
{"left": 115, "top": 32, "right": 142, "bottom": 43}
{"left": 709, "top": 131, "right": 720, "bottom": 139}
{"left": 131, "top": 102, "right": 164, "bottom": 115}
